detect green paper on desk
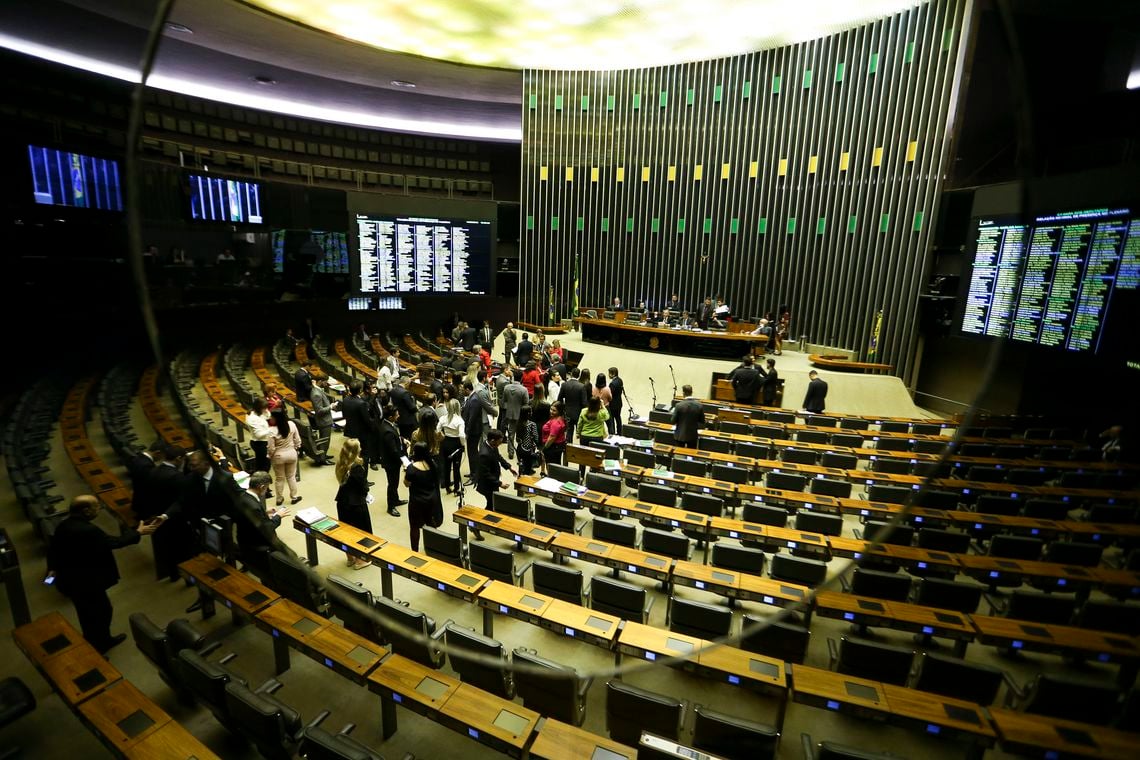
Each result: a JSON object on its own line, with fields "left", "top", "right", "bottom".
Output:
{"left": 310, "top": 518, "right": 338, "bottom": 532}
{"left": 602, "top": 459, "right": 621, "bottom": 470}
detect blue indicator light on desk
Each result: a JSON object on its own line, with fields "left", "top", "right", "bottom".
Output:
{"left": 646, "top": 652, "right": 656, "bottom": 661}
{"left": 1093, "top": 534, "right": 1101, "bottom": 541}
{"left": 468, "top": 520, "right": 475, "bottom": 527}
{"left": 341, "top": 544, "right": 348, "bottom": 552}
{"left": 922, "top": 626, "right": 934, "bottom": 634}
{"left": 695, "top": 581, "right": 705, "bottom": 589}
{"left": 912, "top": 484, "right": 920, "bottom": 490}
{"left": 437, "top": 583, "right": 445, "bottom": 591}
{"left": 917, "top": 562, "right": 927, "bottom": 569}
{"left": 1108, "top": 498, "right": 1117, "bottom": 505}
{"left": 392, "top": 693, "right": 403, "bottom": 703}
{"left": 1012, "top": 640, "right": 1023, "bottom": 649}
{"left": 854, "top": 553, "right": 862, "bottom": 560}
{"left": 324, "top": 657, "right": 333, "bottom": 668}
{"left": 671, "top": 520, "right": 679, "bottom": 527}
{"left": 915, "top": 516, "right": 924, "bottom": 523}
{"left": 468, "top": 728, "right": 479, "bottom": 739}
{"left": 1099, "top": 653, "right": 1110, "bottom": 662}
{"left": 788, "top": 541, "right": 797, "bottom": 549}
{"left": 499, "top": 605, "right": 508, "bottom": 613}
{"left": 844, "top": 613, "right": 854, "bottom": 621}
{"left": 571, "top": 497, "right": 578, "bottom": 504}
{"left": 514, "top": 535, "right": 522, "bottom": 542}
{"left": 827, "top": 700, "right": 840, "bottom": 711}
{"left": 1057, "top": 579, "right": 1066, "bottom": 587}
{"left": 975, "top": 524, "right": 983, "bottom": 530}
{"left": 387, "top": 563, "right": 394, "bottom": 571}
{"left": 729, "top": 531, "right": 738, "bottom": 538}
{"left": 1045, "top": 752, "right": 1059, "bottom": 760}
{"left": 1031, "top": 529, "right": 1039, "bottom": 535}
{"left": 658, "top": 479, "right": 665, "bottom": 485}
{"left": 628, "top": 565, "right": 637, "bottom": 573}
{"left": 926, "top": 724, "right": 940, "bottom": 735}
{"left": 989, "top": 571, "right": 999, "bottom": 578}
{"left": 272, "top": 629, "right": 279, "bottom": 638}
{"left": 860, "top": 509, "right": 869, "bottom": 516}
{"left": 728, "top": 675, "right": 740, "bottom": 684}
{"left": 190, "top": 578, "right": 197, "bottom": 585}
{"left": 305, "top": 528, "right": 310, "bottom": 534}
{"left": 566, "top": 628, "right": 575, "bottom": 637}
{"left": 763, "top": 595, "right": 774, "bottom": 604}
{"left": 865, "top": 480, "right": 872, "bottom": 485}
{"left": 570, "top": 550, "right": 579, "bottom": 558}
{"left": 755, "top": 495, "right": 763, "bottom": 501}
{"left": 963, "top": 489, "right": 970, "bottom": 495}
{"left": 528, "top": 487, "right": 535, "bottom": 494}
{"left": 1062, "top": 496, "right": 1070, "bottom": 502}
{"left": 620, "top": 509, "right": 628, "bottom": 516}
{"left": 225, "top": 600, "right": 232, "bottom": 608}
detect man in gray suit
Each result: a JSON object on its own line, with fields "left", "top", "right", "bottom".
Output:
{"left": 499, "top": 369, "right": 530, "bottom": 459}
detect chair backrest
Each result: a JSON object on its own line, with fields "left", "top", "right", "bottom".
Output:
{"left": 916, "top": 528, "right": 972, "bottom": 553}
{"left": 680, "top": 491, "right": 724, "bottom": 518}
{"left": 671, "top": 456, "right": 708, "bottom": 477}
{"left": 976, "top": 495, "right": 1020, "bottom": 516}
{"left": 878, "top": 421, "right": 909, "bottom": 433}
{"left": 911, "top": 423, "right": 942, "bottom": 436}
{"left": 164, "top": 618, "right": 207, "bottom": 657}
{"left": 794, "top": 511, "right": 843, "bottom": 537}
{"left": 648, "top": 409, "right": 673, "bottom": 424}
{"left": 592, "top": 516, "right": 638, "bottom": 548}
{"left": 913, "top": 461, "right": 953, "bottom": 479}
{"left": 1059, "top": 471, "right": 1099, "bottom": 489}
{"left": 590, "top": 576, "right": 650, "bottom": 622}
{"left": 872, "top": 458, "right": 912, "bottom": 475}
{"left": 781, "top": 448, "right": 818, "bottom": 465}
{"left": 736, "top": 441, "right": 772, "bottom": 460}
{"left": 1023, "top": 674, "right": 1122, "bottom": 725}
{"left": 372, "top": 595, "right": 443, "bottom": 669}
{"left": 966, "top": 465, "right": 1005, "bottom": 483}
{"left": 534, "top": 502, "right": 577, "bottom": 532}
{"left": 698, "top": 437, "right": 734, "bottom": 454}
{"left": 641, "top": 527, "right": 690, "bottom": 560}
{"left": 669, "top": 596, "right": 733, "bottom": 640}
{"left": 547, "top": 462, "right": 580, "bottom": 483}
{"left": 912, "top": 489, "right": 959, "bottom": 509}
{"left": 224, "top": 681, "right": 303, "bottom": 760}
{"left": 766, "top": 472, "right": 807, "bottom": 492}
{"left": 1005, "top": 591, "right": 1076, "bottom": 625}
{"left": 421, "top": 526, "right": 464, "bottom": 565}
{"left": 875, "top": 437, "right": 912, "bottom": 452}
{"left": 492, "top": 491, "right": 531, "bottom": 520}
{"left": 740, "top": 616, "right": 810, "bottom": 663}
{"left": 622, "top": 423, "right": 651, "bottom": 440}
{"left": 691, "top": 704, "right": 779, "bottom": 760}
{"left": 1076, "top": 599, "right": 1140, "bottom": 635}
{"left": 176, "top": 649, "right": 245, "bottom": 725}
{"left": 914, "top": 651, "right": 1005, "bottom": 705}
{"left": 326, "top": 575, "right": 380, "bottom": 642}
{"left": 299, "top": 726, "right": 383, "bottom": 760}
{"left": 805, "top": 415, "right": 837, "bottom": 428}
{"left": 444, "top": 623, "right": 514, "bottom": 699}
{"left": 834, "top": 636, "right": 914, "bottom": 686}
{"left": 711, "top": 462, "right": 749, "bottom": 484}
{"left": 653, "top": 428, "right": 676, "bottom": 445}
{"left": 1086, "top": 504, "right": 1137, "bottom": 524}
{"left": 913, "top": 439, "right": 949, "bottom": 455}
{"left": 821, "top": 452, "right": 859, "bottom": 470}
{"left": 531, "top": 560, "right": 584, "bottom": 605}
{"left": 585, "top": 471, "right": 622, "bottom": 496}
{"left": 623, "top": 448, "right": 656, "bottom": 468}
{"left": 862, "top": 520, "right": 914, "bottom": 546}
{"left": 639, "top": 482, "right": 678, "bottom": 507}
{"left": 1042, "top": 540, "right": 1103, "bottom": 567}
{"left": 829, "top": 434, "right": 866, "bottom": 450}
{"left": 840, "top": 418, "right": 870, "bottom": 431}
{"left": 128, "top": 613, "right": 175, "bottom": 683}
{"left": 850, "top": 568, "right": 911, "bottom": 602}
{"left": 1006, "top": 468, "right": 1050, "bottom": 486}
{"left": 741, "top": 503, "right": 788, "bottom": 528}
{"left": 512, "top": 648, "right": 589, "bottom": 726}
{"left": 915, "top": 578, "right": 983, "bottom": 613}
{"left": 796, "top": 430, "right": 830, "bottom": 445}
{"left": 711, "top": 543, "right": 766, "bottom": 575}
{"left": 605, "top": 679, "right": 684, "bottom": 745}
{"left": 770, "top": 554, "right": 827, "bottom": 586}
{"left": 1020, "top": 499, "right": 1070, "bottom": 520}
{"left": 766, "top": 411, "right": 796, "bottom": 424}
{"left": 958, "top": 443, "right": 994, "bottom": 458}
{"left": 817, "top": 741, "right": 902, "bottom": 760}
{"left": 752, "top": 425, "right": 788, "bottom": 441}
{"left": 719, "top": 421, "right": 752, "bottom": 436}
{"left": 988, "top": 534, "right": 1044, "bottom": 561}
{"left": 267, "top": 550, "right": 328, "bottom": 615}
{"left": 810, "top": 477, "right": 852, "bottom": 498}
{"left": 468, "top": 542, "right": 516, "bottom": 583}
{"left": 866, "top": 484, "right": 912, "bottom": 505}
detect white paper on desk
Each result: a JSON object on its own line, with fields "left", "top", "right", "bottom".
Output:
{"left": 332, "top": 410, "right": 344, "bottom": 421}
{"left": 534, "top": 476, "right": 563, "bottom": 491}
{"left": 605, "top": 435, "right": 636, "bottom": 446}
{"left": 295, "top": 506, "right": 327, "bottom": 525}
{"left": 233, "top": 471, "right": 250, "bottom": 490}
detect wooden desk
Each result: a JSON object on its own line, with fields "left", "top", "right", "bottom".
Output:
{"left": 476, "top": 580, "right": 554, "bottom": 637}
{"left": 437, "top": 682, "right": 540, "bottom": 757}
{"left": 812, "top": 591, "right": 895, "bottom": 631}
{"left": 692, "top": 644, "right": 787, "bottom": 697}
{"left": 367, "top": 653, "right": 461, "bottom": 740}
{"left": 735, "top": 573, "right": 813, "bottom": 609}
{"left": 77, "top": 680, "right": 171, "bottom": 754}
{"left": 529, "top": 718, "right": 636, "bottom": 760}
{"left": 294, "top": 516, "right": 388, "bottom": 566}
{"left": 1093, "top": 567, "right": 1140, "bottom": 600}
{"left": 371, "top": 543, "right": 489, "bottom": 602}
{"left": 606, "top": 544, "right": 675, "bottom": 583}
{"left": 253, "top": 598, "right": 332, "bottom": 674}
{"left": 41, "top": 642, "right": 124, "bottom": 706}
{"left": 305, "top": 624, "right": 389, "bottom": 685}
{"left": 514, "top": 475, "right": 608, "bottom": 510}
{"left": 877, "top": 600, "right": 975, "bottom": 655}
{"left": 578, "top": 316, "right": 767, "bottom": 358}
{"left": 671, "top": 560, "right": 741, "bottom": 599}
{"left": 178, "top": 553, "right": 280, "bottom": 620}
{"left": 12, "top": 611, "right": 86, "bottom": 665}
{"left": 550, "top": 532, "right": 615, "bottom": 567}
{"left": 539, "top": 599, "right": 622, "bottom": 650}
{"left": 454, "top": 505, "right": 559, "bottom": 552}
{"left": 616, "top": 621, "right": 705, "bottom": 667}
{"left": 956, "top": 555, "right": 1098, "bottom": 595}
{"left": 879, "top": 683, "right": 995, "bottom": 745}
{"left": 989, "top": 708, "right": 1140, "bottom": 759}
{"left": 790, "top": 664, "right": 889, "bottom": 721}
{"left": 604, "top": 494, "right": 710, "bottom": 536}
{"left": 122, "top": 718, "right": 220, "bottom": 759}
{"left": 762, "top": 524, "right": 832, "bottom": 558}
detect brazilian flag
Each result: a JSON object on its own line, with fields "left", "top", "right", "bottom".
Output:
{"left": 548, "top": 285, "right": 555, "bottom": 323}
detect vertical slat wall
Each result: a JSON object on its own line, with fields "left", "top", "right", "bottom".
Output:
{"left": 520, "top": 0, "right": 964, "bottom": 381}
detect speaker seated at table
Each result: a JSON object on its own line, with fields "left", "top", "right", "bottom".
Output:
{"left": 690, "top": 704, "right": 780, "bottom": 760}
{"left": 512, "top": 648, "right": 594, "bottom": 726}
{"left": 847, "top": 567, "right": 912, "bottom": 602}
{"left": 1075, "top": 599, "right": 1140, "bottom": 635}
{"left": 326, "top": 575, "right": 384, "bottom": 645}
{"left": 534, "top": 502, "right": 585, "bottom": 535}
{"left": 492, "top": 491, "right": 532, "bottom": 520}
{"left": 605, "top": 679, "right": 685, "bottom": 746}
{"left": 224, "top": 679, "right": 307, "bottom": 760}
{"left": 827, "top": 635, "right": 915, "bottom": 686}
{"left": 129, "top": 612, "right": 210, "bottom": 704}
{"left": 444, "top": 623, "right": 515, "bottom": 699}
{"left": 820, "top": 452, "right": 858, "bottom": 471}
{"left": 267, "top": 550, "right": 330, "bottom": 617}
{"left": 986, "top": 589, "right": 1075, "bottom": 625}
{"left": 469, "top": 542, "right": 527, "bottom": 585}
{"left": 802, "top": 734, "right": 905, "bottom": 760}
{"left": 641, "top": 527, "right": 691, "bottom": 561}
{"left": 913, "top": 578, "right": 983, "bottom": 614}
{"left": 592, "top": 517, "right": 638, "bottom": 548}
{"left": 668, "top": 596, "right": 733, "bottom": 641}
{"left": 912, "top": 651, "right": 1006, "bottom": 706}
{"left": 372, "top": 595, "right": 446, "bottom": 669}
{"left": 865, "top": 484, "right": 911, "bottom": 505}
{"left": 810, "top": 477, "right": 852, "bottom": 499}
{"left": 766, "top": 472, "right": 807, "bottom": 493}
{"left": 177, "top": 649, "right": 252, "bottom": 736}
{"left": 421, "top": 526, "right": 466, "bottom": 566}
{"left": 740, "top": 616, "right": 810, "bottom": 664}
{"left": 1006, "top": 673, "right": 1123, "bottom": 726}
{"left": 588, "top": 576, "right": 654, "bottom": 623}
{"left": 299, "top": 719, "right": 383, "bottom": 760}
{"left": 860, "top": 520, "right": 914, "bottom": 547}
{"left": 529, "top": 560, "right": 584, "bottom": 605}
{"left": 585, "top": 471, "right": 622, "bottom": 497}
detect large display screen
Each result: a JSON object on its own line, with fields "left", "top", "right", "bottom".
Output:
{"left": 28, "top": 145, "right": 123, "bottom": 211}
{"left": 271, "top": 230, "right": 349, "bottom": 274}
{"left": 353, "top": 213, "right": 492, "bottom": 295}
{"left": 189, "top": 174, "right": 263, "bottom": 224}
{"left": 960, "top": 207, "right": 1139, "bottom": 353}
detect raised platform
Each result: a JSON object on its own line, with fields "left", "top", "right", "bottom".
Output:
{"left": 809, "top": 353, "right": 894, "bottom": 373}
{"left": 578, "top": 316, "right": 767, "bottom": 359}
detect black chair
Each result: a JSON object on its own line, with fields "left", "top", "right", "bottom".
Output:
{"left": 1008, "top": 673, "right": 1122, "bottom": 725}
{"left": 736, "top": 441, "right": 772, "bottom": 460}
{"left": 680, "top": 492, "right": 724, "bottom": 543}
{"left": 1086, "top": 504, "right": 1137, "bottom": 523}
{"left": 740, "top": 616, "right": 810, "bottom": 663}
{"left": 671, "top": 456, "right": 708, "bottom": 477}
{"left": 547, "top": 462, "right": 580, "bottom": 483}
{"left": 592, "top": 516, "right": 638, "bottom": 548}
{"left": 585, "top": 471, "right": 623, "bottom": 496}
{"left": 913, "top": 651, "right": 1005, "bottom": 705}
{"left": 605, "top": 679, "right": 685, "bottom": 745}
{"left": 916, "top": 528, "right": 971, "bottom": 553}
{"left": 444, "top": 623, "right": 515, "bottom": 699}
{"left": 913, "top": 439, "right": 949, "bottom": 455}
{"left": 781, "top": 448, "right": 819, "bottom": 465}
{"left": 622, "top": 423, "right": 651, "bottom": 440}
{"left": 796, "top": 430, "right": 830, "bottom": 445}
{"left": 326, "top": 575, "right": 383, "bottom": 644}
{"left": 1042, "top": 540, "right": 1103, "bottom": 567}
{"left": 966, "top": 465, "right": 1006, "bottom": 483}
{"left": 421, "top": 526, "right": 466, "bottom": 566}
{"left": 654, "top": 428, "right": 677, "bottom": 445}
{"left": 711, "top": 462, "right": 749, "bottom": 485}
{"left": 794, "top": 511, "right": 843, "bottom": 537}
{"left": 912, "top": 489, "right": 960, "bottom": 510}
{"left": 766, "top": 472, "right": 807, "bottom": 492}
{"left": 741, "top": 503, "right": 788, "bottom": 528}
{"left": 958, "top": 443, "right": 995, "bottom": 458}
{"left": 823, "top": 451, "right": 862, "bottom": 474}
{"left": 177, "top": 649, "right": 250, "bottom": 735}
{"left": 861, "top": 520, "right": 914, "bottom": 546}
{"left": 839, "top": 418, "right": 870, "bottom": 431}
{"left": 976, "top": 494, "right": 1020, "bottom": 516}
{"left": 641, "top": 527, "right": 691, "bottom": 560}
{"left": 1075, "top": 599, "right": 1140, "bottom": 635}
{"left": 766, "top": 411, "right": 796, "bottom": 424}
{"left": 668, "top": 596, "right": 734, "bottom": 640}
{"left": 691, "top": 704, "right": 780, "bottom": 760}
{"left": 1021, "top": 498, "right": 1071, "bottom": 520}
{"left": 512, "top": 648, "right": 593, "bottom": 726}
{"left": 753, "top": 424, "right": 789, "bottom": 440}
{"left": 648, "top": 409, "right": 673, "bottom": 424}
{"left": 849, "top": 567, "right": 911, "bottom": 602}
{"left": 1060, "top": 471, "right": 1099, "bottom": 489}
{"left": 588, "top": 575, "right": 654, "bottom": 623}
{"left": 0, "top": 678, "right": 35, "bottom": 758}
{"left": 914, "top": 578, "right": 983, "bottom": 614}
{"left": 803, "top": 735, "right": 904, "bottom": 760}
{"left": 698, "top": 437, "right": 734, "bottom": 454}
{"left": 810, "top": 477, "right": 852, "bottom": 498}
{"left": 866, "top": 484, "right": 911, "bottom": 505}
{"left": 711, "top": 543, "right": 766, "bottom": 576}
{"left": 639, "top": 482, "right": 678, "bottom": 507}
{"left": 530, "top": 560, "right": 584, "bottom": 605}
{"left": 267, "top": 550, "right": 329, "bottom": 616}
{"left": 492, "top": 491, "right": 531, "bottom": 520}
{"left": 988, "top": 534, "right": 1044, "bottom": 561}
{"left": 828, "top": 636, "right": 914, "bottom": 686}
{"left": 875, "top": 437, "right": 912, "bottom": 453}
{"left": 534, "top": 502, "right": 585, "bottom": 534}
{"left": 299, "top": 721, "right": 383, "bottom": 760}
{"left": 1006, "top": 468, "right": 1050, "bottom": 486}
{"left": 224, "top": 680, "right": 309, "bottom": 760}
{"left": 806, "top": 415, "right": 837, "bottom": 428}
{"left": 872, "top": 458, "right": 912, "bottom": 475}
{"left": 994, "top": 590, "right": 1076, "bottom": 625}
{"left": 372, "top": 595, "right": 446, "bottom": 668}
{"left": 468, "top": 542, "right": 526, "bottom": 584}
{"left": 770, "top": 554, "right": 827, "bottom": 587}
{"left": 879, "top": 421, "right": 909, "bottom": 433}
{"left": 913, "top": 461, "right": 953, "bottom": 479}
{"left": 129, "top": 613, "right": 208, "bottom": 702}
{"left": 623, "top": 448, "right": 656, "bottom": 468}
{"left": 719, "top": 421, "right": 752, "bottom": 436}
{"left": 912, "top": 423, "right": 943, "bottom": 436}
{"left": 829, "top": 433, "right": 865, "bottom": 449}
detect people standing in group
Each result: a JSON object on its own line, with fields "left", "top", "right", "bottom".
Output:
{"left": 499, "top": 322, "right": 517, "bottom": 367}
{"left": 729, "top": 354, "right": 762, "bottom": 404}
{"left": 143, "top": 445, "right": 190, "bottom": 582}
{"left": 542, "top": 401, "right": 568, "bottom": 470}
{"left": 576, "top": 396, "right": 610, "bottom": 453}
{"left": 376, "top": 356, "right": 396, "bottom": 393}
{"left": 338, "top": 381, "right": 378, "bottom": 471}
{"left": 125, "top": 442, "right": 163, "bottom": 520}
{"left": 461, "top": 373, "right": 497, "bottom": 484}
{"left": 515, "top": 332, "right": 533, "bottom": 367}
{"left": 308, "top": 375, "right": 334, "bottom": 465}
{"left": 246, "top": 397, "right": 273, "bottom": 471}
{"left": 803, "top": 370, "right": 828, "bottom": 414}
{"left": 592, "top": 372, "right": 612, "bottom": 413}
{"left": 759, "top": 358, "right": 780, "bottom": 407}
{"left": 389, "top": 378, "right": 419, "bottom": 440}
{"left": 515, "top": 406, "right": 542, "bottom": 476}
{"left": 334, "top": 438, "right": 372, "bottom": 570}
{"left": 606, "top": 367, "right": 624, "bottom": 435}
{"left": 437, "top": 397, "right": 466, "bottom": 495}
{"left": 377, "top": 404, "right": 408, "bottom": 517}
{"left": 549, "top": 339, "right": 564, "bottom": 364}
{"left": 546, "top": 369, "right": 563, "bottom": 401}
{"left": 531, "top": 382, "right": 552, "bottom": 432}
{"left": 479, "top": 320, "right": 495, "bottom": 349}
{"left": 267, "top": 408, "right": 303, "bottom": 506}
{"left": 293, "top": 362, "right": 314, "bottom": 403}
{"left": 477, "top": 343, "right": 493, "bottom": 372}
{"left": 520, "top": 361, "right": 542, "bottom": 398}
{"left": 696, "top": 297, "right": 715, "bottom": 330}
{"left": 411, "top": 404, "right": 443, "bottom": 478}
{"left": 557, "top": 367, "right": 588, "bottom": 444}
{"left": 46, "top": 495, "right": 157, "bottom": 654}
{"left": 500, "top": 369, "right": 530, "bottom": 458}
{"left": 404, "top": 442, "right": 443, "bottom": 552}
{"left": 671, "top": 384, "right": 704, "bottom": 448}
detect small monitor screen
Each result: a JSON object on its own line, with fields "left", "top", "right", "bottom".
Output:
{"left": 28, "top": 145, "right": 123, "bottom": 211}
{"left": 272, "top": 229, "right": 349, "bottom": 273}
{"left": 189, "top": 174, "right": 263, "bottom": 224}
{"left": 201, "top": 519, "right": 226, "bottom": 557}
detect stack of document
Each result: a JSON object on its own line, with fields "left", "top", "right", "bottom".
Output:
{"left": 651, "top": 467, "right": 675, "bottom": 478}
{"left": 559, "top": 481, "right": 586, "bottom": 495}
{"left": 602, "top": 459, "right": 622, "bottom": 471}
{"left": 295, "top": 506, "right": 337, "bottom": 533}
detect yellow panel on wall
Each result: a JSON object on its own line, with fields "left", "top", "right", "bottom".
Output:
{"left": 721, "top": 163, "right": 730, "bottom": 179}
{"left": 540, "top": 166, "right": 548, "bottom": 181}
{"left": 808, "top": 155, "right": 818, "bottom": 174}
{"left": 872, "top": 146, "right": 884, "bottom": 167}
{"left": 641, "top": 166, "right": 650, "bottom": 182}
{"left": 839, "top": 152, "right": 850, "bottom": 171}
{"left": 749, "top": 161, "right": 759, "bottom": 178}
{"left": 906, "top": 141, "right": 918, "bottom": 162}
{"left": 778, "top": 158, "right": 788, "bottom": 176}
{"left": 591, "top": 167, "right": 599, "bottom": 182}
{"left": 694, "top": 164, "right": 704, "bottom": 181}
{"left": 565, "top": 166, "right": 574, "bottom": 181}
{"left": 616, "top": 167, "right": 625, "bottom": 182}
{"left": 667, "top": 165, "right": 677, "bottom": 181}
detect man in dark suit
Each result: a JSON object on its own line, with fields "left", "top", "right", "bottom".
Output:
{"left": 803, "top": 370, "right": 828, "bottom": 414}
{"left": 462, "top": 375, "right": 498, "bottom": 483}
{"left": 377, "top": 404, "right": 407, "bottom": 517}
{"left": 476, "top": 430, "right": 517, "bottom": 509}
{"left": 293, "top": 362, "right": 314, "bottom": 403}
{"left": 389, "top": 380, "right": 419, "bottom": 440}
{"left": 460, "top": 322, "right": 478, "bottom": 353}
{"left": 47, "top": 495, "right": 157, "bottom": 653}
{"left": 338, "top": 381, "right": 378, "bottom": 469}
{"left": 514, "top": 333, "right": 533, "bottom": 367}
{"left": 479, "top": 320, "right": 494, "bottom": 349}
{"left": 696, "top": 297, "right": 715, "bottom": 330}
{"left": 232, "top": 471, "right": 285, "bottom": 579}
{"left": 125, "top": 443, "right": 163, "bottom": 520}
{"left": 144, "top": 445, "right": 190, "bottom": 581}
{"left": 729, "top": 355, "right": 762, "bottom": 404}
{"left": 557, "top": 368, "right": 589, "bottom": 444}
{"left": 606, "top": 367, "right": 624, "bottom": 435}
{"left": 671, "top": 384, "right": 704, "bottom": 448}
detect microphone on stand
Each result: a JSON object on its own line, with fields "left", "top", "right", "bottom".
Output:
{"left": 648, "top": 377, "right": 658, "bottom": 410}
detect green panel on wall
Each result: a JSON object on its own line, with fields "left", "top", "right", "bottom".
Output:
{"left": 713, "top": 84, "right": 723, "bottom": 102}
{"left": 942, "top": 27, "right": 954, "bottom": 51}
{"left": 905, "top": 41, "right": 915, "bottom": 63}
{"left": 835, "top": 62, "right": 845, "bottom": 82}
{"left": 581, "top": 95, "right": 589, "bottom": 111}
{"left": 742, "top": 80, "right": 751, "bottom": 98}
{"left": 758, "top": 217, "right": 768, "bottom": 234}
{"left": 632, "top": 93, "right": 641, "bottom": 109}
{"left": 554, "top": 94, "right": 563, "bottom": 110}
{"left": 551, "top": 216, "right": 559, "bottom": 231}
{"left": 703, "top": 217, "right": 712, "bottom": 233}
{"left": 626, "top": 217, "right": 635, "bottom": 232}
{"left": 659, "top": 90, "right": 668, "bottom": 107}
{"left": 879, "top": 213, "right": 890, "bottom": 232}
{"left": 526, "top": 215, "right": 534, "bottom": 230}
{"left": 848, "top": 215, "right": 858, "bottom": 233}
{"left": 771, "top": 74, "right": 781, "bottom": 94}
{"left": 817, "top": 217, "right": 826, "bottom": 234}
{"left": 786, "top": 217, "right": 796, "bottom": 235}
{"left": 686, "top": 88, "right": 694, "bottom": 106}
{"left": 803, "top": 69, "right": 813, "bottom": 89}
{"left": 913, "top": 211, "right": 924, "bottom": 231}
{"left": 677, "top": 218, "right": 686, "bottom": 233}
{"left": 576, "top": 216, "right": 584, "bottom": 231}
{"left": 730, "top": 218, "right": 739, "bottom": 234}
{"left": 606, "top": 94, "right": 615, "bottom": 111}
{"left": 651, "top": 217, "right": 660, "bottom": 233}
{"left": 869, "top": 52, "right": 879, "bottom": 74}
{"left": 528, "top": 93, "right": 537, "bottom": 109}
{"left": 601, "top": 217, "right": 609, "bottom": 232}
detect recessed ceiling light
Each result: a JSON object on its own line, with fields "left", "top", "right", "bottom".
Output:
{"left": 164, "top": 22, "right": 194, "bottom": 34}
{"left": 252, "top": 75, "right": 277, "bottom": 85}
{"left": 390, "top": 80, "right": 416, "bottom": 88}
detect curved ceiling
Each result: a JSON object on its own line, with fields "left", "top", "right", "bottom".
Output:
{"left": 0, "top": 0, "right": 925, "bottom": 140}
